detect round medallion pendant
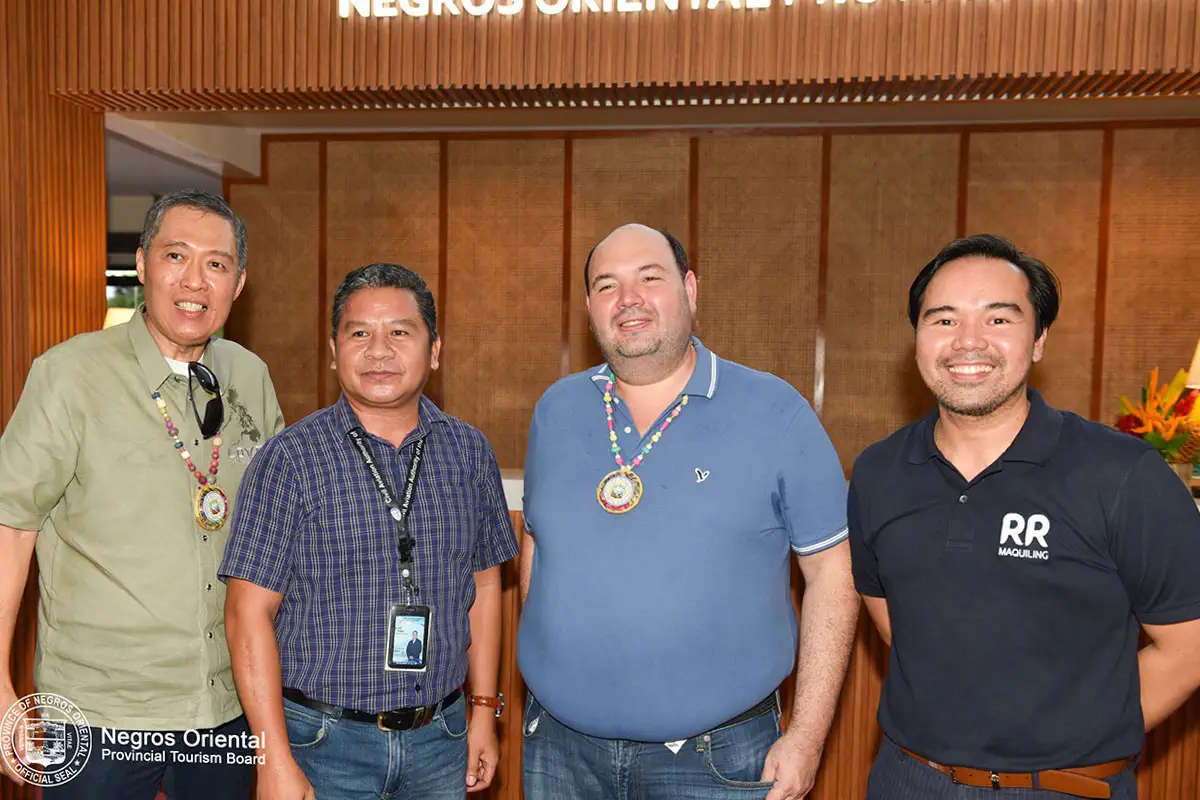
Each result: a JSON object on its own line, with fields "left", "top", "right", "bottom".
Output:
{"left": 195, "top": 485, "right": 229, "bottom": 531}
{"left": 597, "top": 469, "right": 643, "bottom": 514}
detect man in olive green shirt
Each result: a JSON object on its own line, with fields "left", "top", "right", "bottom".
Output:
{"left": 0, "top": 190, "right": 284, "bottom": 799}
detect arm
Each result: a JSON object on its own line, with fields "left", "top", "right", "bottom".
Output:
{"left": 762, "top": 541, "right": 858, "bottom": 800}
{"left": 1139, "top": 618, "right": 1200, "bottom": 730}
{"left": 225, "top": 578, "right": 314, "bottom": 800}
{"left": 465, "top": 565, "right": 503, "bottom": 791}
{"left": 519, "top": 530, "right": 534, "bottom": 605}
{"left": 0, "top": 526, "right": 36, "bottom": 784}
{"left": 861, "top": 595, "right": 891, "bottom": 647}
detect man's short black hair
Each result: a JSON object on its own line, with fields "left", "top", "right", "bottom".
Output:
{"left": 908, "top": 234, "right": 1061, "bottom": 339}
{"left": 583, "top": 227, "right": 689, "bottom": 293}
{"left": 331, "top": 263, "right": 438, "bottom": 343}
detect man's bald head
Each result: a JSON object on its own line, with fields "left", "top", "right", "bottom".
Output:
{"left": 584, "top": 224, "right": 689, "bottom": 294}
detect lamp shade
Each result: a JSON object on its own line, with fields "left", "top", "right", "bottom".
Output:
{"left": 1188, "top": 336, "right": 1200, "bottom": 389}
{"left": 103, "top": 307, "right": 135, "bottom": 329}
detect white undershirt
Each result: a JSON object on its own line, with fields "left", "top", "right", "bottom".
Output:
{"left": 165, "top": 357, "right": 190, "bottom": 376}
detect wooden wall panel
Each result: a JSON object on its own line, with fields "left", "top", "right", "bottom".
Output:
{"left": 325, "top": 140, "right": 441, "bottom": 407}
{"left": 50, "top": 0, "right": 1200, "bottom": 110}
{"left": 1102, "top": 128, "right": 1200, "bottom": 426}
{"left": 696, "top": 135, "right": 822, "bottom": 399}
{"left": 967, "top": 130, "right": 1104, "bottom": 419}
{"left": 569, "top": 136, "right": 690, "bottom": 374}
{"left": 823, "top": 133, "right": 960, "bottom": 468}
{"left": 1, "top": 2, "right": 106, "bottom": 800}
{"left": 444, "top": 140, "right": 563, "bottom": 469}
{"left": 225, "top": 142, "right": 322, "bottom": 426}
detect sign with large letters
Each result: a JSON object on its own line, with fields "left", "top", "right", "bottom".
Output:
{"left": 338, "top": 0, "right": 882, "bottom": 19}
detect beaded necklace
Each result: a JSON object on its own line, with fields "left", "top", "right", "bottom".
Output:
{"left": 596, "top": 377, "right": 689, "bottom": 514}
{"left": 153, "top": 391, "right": 228, "bottom": 530}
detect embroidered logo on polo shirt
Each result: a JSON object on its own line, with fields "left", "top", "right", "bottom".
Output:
{"left": 695, "top": 468, "right": 710, "bottom": 483}
{"left": 997, "top": 513, "right": 1050, "bottom": 561}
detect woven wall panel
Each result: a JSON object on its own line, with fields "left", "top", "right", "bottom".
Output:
{"left": 226, "top": 142, "right": 322, "bottom": 426}
{"left": 696, "top": 135, "right": 822, "bottom": 399}
{"left": 50, "top": 0, "right": 1200, "bottom": 110}
{"left": 445, "top": 139, "right": 563, "bottom": 469}
{"left": 326, "top": 140, "right": 441, "bottom": 406}
{"left": 1104, "top": 128, "right": 1200, "bottom": 426}
{"left": 569, "top": 136, "right": 690, "bottom": 374}
{"left": 967, "top": 130, "right": 1103, "bottom": 419}
{"left": 824, "top": 133, "right": 959, "bottom": 468}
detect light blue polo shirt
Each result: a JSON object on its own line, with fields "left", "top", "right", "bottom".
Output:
{"left": 518, "top": 339, "right": 848, "bottom": 742}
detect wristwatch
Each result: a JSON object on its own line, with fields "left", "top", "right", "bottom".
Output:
{"left": 467, "top": 693, "right": 505, "bottom": 718}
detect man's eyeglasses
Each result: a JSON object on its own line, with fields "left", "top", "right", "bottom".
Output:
{"left": 188, "top": 361, "right": 224, "bottom": 439}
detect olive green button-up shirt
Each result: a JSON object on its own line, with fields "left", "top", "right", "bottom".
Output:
{"left": 0, "top": 308, "right": 285, "bottom": 730}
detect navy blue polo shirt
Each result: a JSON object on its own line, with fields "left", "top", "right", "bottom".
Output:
{"left": 518, "top": 339, "right": 849, "bottom": 742}
{"left": 849, "top": 389, "right": 1200, "bottom": 772}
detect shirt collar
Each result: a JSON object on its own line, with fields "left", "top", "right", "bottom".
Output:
{"left": 590, "top": 337, "right": 720, "bottom": 399}
{"left": 334, "top": 393, "right": 451, "bottom": 441}
{"left": 906, "top": 388, "right": 1062, "bottom": 466}
{"left": 127, "top": 305, "right": 222, "bottom": 393}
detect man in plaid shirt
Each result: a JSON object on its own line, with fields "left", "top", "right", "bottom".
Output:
{"left": 221, "top": 263, "right": 518, "bottom": 800}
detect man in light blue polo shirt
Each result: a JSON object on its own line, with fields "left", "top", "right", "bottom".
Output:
{"left": 518, "top": 224, "right": 859, "bottom": 800}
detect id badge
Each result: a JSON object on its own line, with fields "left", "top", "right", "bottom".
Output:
{"left": 385, "top": 604, "right": 432, "bottom": 672}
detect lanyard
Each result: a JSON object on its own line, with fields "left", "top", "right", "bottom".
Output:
{"left": 346, "top": 427, "right": 427, "bottom": 594}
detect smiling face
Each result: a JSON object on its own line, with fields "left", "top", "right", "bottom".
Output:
{"left": 915, "top": 256, "right": 1047, "bottom": 418}
{"left": 330, "top": 286, "right": 441, "bottom": 412}
{"left": 135, "top": 206, "right": 245, "bottom": 360}
{"left": 585, "top": 225, "right": 697, "bottom": 378}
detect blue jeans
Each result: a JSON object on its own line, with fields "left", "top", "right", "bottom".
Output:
{"left": 283, "top": 693, "right": 468, "bottom": 799}
{"left": 866, "top": 736, "right": 1139, "bottom": 799}
{"left": 522, "top": 693, "right": 781, "bottom": 800}
{"left": 41, "top": 715, "right": 254, "bottom": 800}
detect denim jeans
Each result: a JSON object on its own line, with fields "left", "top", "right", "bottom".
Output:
{"left": 522, "top": 693, "right": 781, "bottom": 800}
{"left": 283, "top": 693, "right": 468, "bottom": 800}
{"left": 41, "top": 715, "right": 254, "bottom": 800}
{"left": 866, "top": 736, "right": 1139, "bottom": 800}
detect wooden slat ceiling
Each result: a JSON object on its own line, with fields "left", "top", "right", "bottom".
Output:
{"left": 51, "top": 0, "right": 1200, "bottom": 110}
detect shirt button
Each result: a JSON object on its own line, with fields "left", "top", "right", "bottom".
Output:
{"left": 206, "top": 583, "right": 213, "bottom": 591}
{"left": 959, "top": 494, "right": 968, "bottom": 504}
{"left": 202, "top": 535, "right": 209, "bottom": 543}
{"left": 624, "top": 427, "right": 632, "bottom": 434}
{"left": 209, "top": 679, "right": 215, "bottom": 687}
{"left": 207, "top": 631, "right": 214, "bottom": 639}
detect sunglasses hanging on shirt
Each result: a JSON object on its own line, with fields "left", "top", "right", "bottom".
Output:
{"left": 188, "top": 361, "right": 224, "bottom": 439}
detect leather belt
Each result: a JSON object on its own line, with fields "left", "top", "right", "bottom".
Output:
{"left": 283, "top": 687, "right": 461, "bottom": 732}
{"left": 897, "top": 744, "right": 1135, "bottom": 799}
{"left": 711, "top": 694, "right": 778, "bottom": 732}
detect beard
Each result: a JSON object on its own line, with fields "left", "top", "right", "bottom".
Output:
{"left": 591, "top": 306, "right": 694, "bottom": 383}
{"left": 928, "top": 355, "right": 1032, "bottom": 417}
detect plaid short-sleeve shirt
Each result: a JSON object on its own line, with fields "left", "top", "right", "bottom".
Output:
{"left": 219, "top": 394, "right": 518, "bottom": 712}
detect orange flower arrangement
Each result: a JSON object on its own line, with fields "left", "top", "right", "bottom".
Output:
{"left": 1115, "top": 368, "right": 1200, "bottom": 465}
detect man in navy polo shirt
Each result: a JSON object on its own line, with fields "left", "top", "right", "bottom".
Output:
{"left": 518, "top": 224, "right": 858, "bottom": 800}
{"left": 850, "top": 234, "right": 1200, "bottom": 799}
{"left": 220, "top": 263, "right": 519, "bottom": 799}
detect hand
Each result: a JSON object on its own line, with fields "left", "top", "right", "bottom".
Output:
{"left": 0, "top": 685, "right": 26, "bottom": 785}
{"left": 256, "top": 755, "right": 316, "bottom": 800}
{"left": 465, "top": 715, "right": 499, "bottom": 792}
{"left": 760, "top": 731, "right": 822, "bottom": 800}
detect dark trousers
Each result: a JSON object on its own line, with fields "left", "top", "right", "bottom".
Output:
{"left": 866, "top": 736, "right": 1139, "bottom": 799}
{"left": 41, "top": 715, "right": 255, "bottom": 800}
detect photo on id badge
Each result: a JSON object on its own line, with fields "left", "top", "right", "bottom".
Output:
{"left": 386, "top": 605, "right": 431, "bottom": 672}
